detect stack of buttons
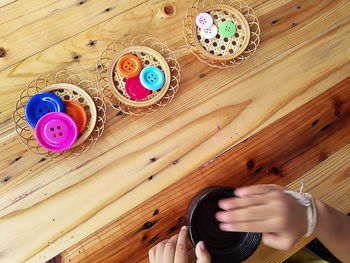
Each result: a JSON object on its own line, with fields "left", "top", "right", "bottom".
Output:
{"left": 196, "top": 12, "right": 236, "bottom": 39}
{"left": 116, "top": 53, "right": 166, "bottom": 100}
{"left": 25, "top": 92, "right": 88, "bottom": 152}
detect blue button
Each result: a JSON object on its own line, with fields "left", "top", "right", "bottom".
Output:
{"left": 139, "top": 66, "right": 165, "bottom": 91}
{"left": 25, "top": 92, "right": 65, "bottom": 127}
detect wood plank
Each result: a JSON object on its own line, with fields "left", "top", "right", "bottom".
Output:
{"left": 1, "top": 0, "right": 349, "bottom": 194}
{"left": 61, "top": 77, "right": 350, "bottom": 263}
{"left": 1, "top": 15, "right": 348, "bottom": 221}
{"left": 0, "top": 0, "right": 148, "bottom": 71}
{"left": 0, "top": 0, "right": 16, "bottom": 8}
{"left": 1, "top": 0, "right": 349, "bottom": 135}
{"left": 0, "top": 1, "right": 349, "bottom": 262}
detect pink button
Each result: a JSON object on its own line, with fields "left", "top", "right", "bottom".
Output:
{"left": 125, "top": 75, "right": 150, "bottom": 100}
{"left": 196, "top": 13, "right": 213, "bottom": 30}
{"left": 35, "top": 112, "right": 78, "bottom": 152}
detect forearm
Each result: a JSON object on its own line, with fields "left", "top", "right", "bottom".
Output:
{"left": 313, "top": 200, "right": 350, "bottom": 263}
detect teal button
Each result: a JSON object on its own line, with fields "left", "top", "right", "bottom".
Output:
{"left": 219, "top": 21, "right": 236, "bottom": 38}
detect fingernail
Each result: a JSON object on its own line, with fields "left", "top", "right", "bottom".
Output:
{"left": 215, "top": 211, "right": 224, "bottom": 220}
{"left": 200, "top": 241, "right": 205, "bottom": 250}
{"left": 181, "top": 225, "right": 187, "bottom": 230}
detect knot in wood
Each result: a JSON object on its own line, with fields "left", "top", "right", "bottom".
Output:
{"left": 0, "top": 47, "right": 6, "bottom": 57}
{"left": 163, "top": 5, "right": 174, "bottom": 15}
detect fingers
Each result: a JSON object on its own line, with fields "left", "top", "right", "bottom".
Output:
{"left": 174, "top": 226, "right": 188, "bottom": 263}
{"left": 162, "top": 234, "right": 178, "bottom": 263}
{"left": 218, "top": 195, "right": 265, "bottom": 210}
{"left": 195, "top": 241, "right": 211, "bottom": 263}
{"left": 234, "top": 184, "right": 283, "bottom": 197}
{"left": 216, "top": 205, "right": 269, "bottom": 223}
{"left": 149, "top": 246, "right": 156, "bottom": 263}
{"left": 219, "top": 218, "right": 277, "bottom": 233}
{"left": 155, "top": 240, "right": 168, "bottom": 263}
{"left": 148, "top": 226, "right": 189, "bottom": 263}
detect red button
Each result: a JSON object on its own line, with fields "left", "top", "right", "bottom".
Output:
{"left": 125, "top": 75, "right": 150, "bottom": 100}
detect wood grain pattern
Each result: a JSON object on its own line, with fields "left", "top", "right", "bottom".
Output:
{"left": 0, "top": 0, "right": 349, "bottom": 262}
{"left": 61, "top": 77, "right": 350, "bottom": 263}
{"left": 0, "top": 0, "right": 148, "bottom": 71}
{"left": 1, "top": 0, "right": 349, "bottom": 134}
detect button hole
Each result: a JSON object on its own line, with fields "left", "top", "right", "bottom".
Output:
{"left": 57, "top": 126, "right": 61, "bottom": 130}
{"left": 44, "top": 105, "right": 48, "bottom": 109}
{"left": 52, "top": 134, "right": 56, "bottom": 138}
{"left": 48, "top": 110, "right": 52, "bottom": 113}
{"left": 59, "top": 132, "right": 63, "bottom": 136}
{"left": 39, "top": 109, "right": 43, "bottom": 113}
{"left": 50, "top": 127, "right": 54, "bottom": 131}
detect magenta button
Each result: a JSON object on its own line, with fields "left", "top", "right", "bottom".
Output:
{"left": 35, "top": 112, "right": 78, "bottom": 152}
{"left": 125, "top": 75, "right": 150, "bottom": 100}
{"left": 196, "top": 13, "right": 213, "bottom": 30}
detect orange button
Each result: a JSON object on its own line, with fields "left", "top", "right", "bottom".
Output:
{"left": 116, "top": 54, "right": 142, "bottom": 78}
{"left": 63, "top": 100, "right": 88, "bottom": 134}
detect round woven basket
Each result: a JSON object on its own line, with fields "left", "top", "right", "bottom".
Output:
{"left": 108, "top": 46, "right": 171, "bottom": 108}
{"left": 41, "top": 83, "right": 97, "bottom": 146}
{"left": 183, "top": 0, "right": 260, "bottom": 68}
{"left": 97, "top": 35, "right": 180, "bottom": 115}
{"left": 13, "top": 71, "right": 106, "bottom": 159}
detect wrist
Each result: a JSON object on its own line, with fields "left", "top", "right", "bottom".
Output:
{"left": 313, "top": 199, "right": 326, "bottom": 237}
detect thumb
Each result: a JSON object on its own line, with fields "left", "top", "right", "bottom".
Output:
{"left": 195, "top": 241, "right": 211, "bottom": 263}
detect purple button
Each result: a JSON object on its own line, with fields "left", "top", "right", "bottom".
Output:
{"left": 35, "top": 112, "right": 78, "bottom": 152}
{"left": 196, "top": 13, "right": 213, "bottom": 30}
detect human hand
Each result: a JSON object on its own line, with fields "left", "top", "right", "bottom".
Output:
{"left": 148, "top": 226, "right": 211, "bottom": 263}
{"left": 215, "top": 184, "right": 308, "bottom": 250}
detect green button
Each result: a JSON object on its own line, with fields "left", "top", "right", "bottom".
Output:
{"left": 219, "top": 21, "right": 236, "bottom": 38}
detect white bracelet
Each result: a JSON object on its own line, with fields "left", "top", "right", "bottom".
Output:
{"left": 284, "top": 181, "right": 317, "bottom": 237}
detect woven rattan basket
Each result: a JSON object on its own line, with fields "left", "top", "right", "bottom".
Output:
{"left": 13, "top": 71, "right": 106, "bottom": 159}
{"left": 97, "top": 35, "right": 180, "bottom": 115}
{"left": 183, "top": 0, "right": 260, "bottom": 68}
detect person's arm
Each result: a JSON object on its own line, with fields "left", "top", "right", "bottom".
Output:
{"left": 313, "top": 199, "right": 350, "bottom": 262}
{"left": 215, "top": 184, "right": 350, "bottom": 262}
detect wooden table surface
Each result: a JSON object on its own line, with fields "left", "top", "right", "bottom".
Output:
{"left": 1, "top": 0, "right": 350, "bottom": 262}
